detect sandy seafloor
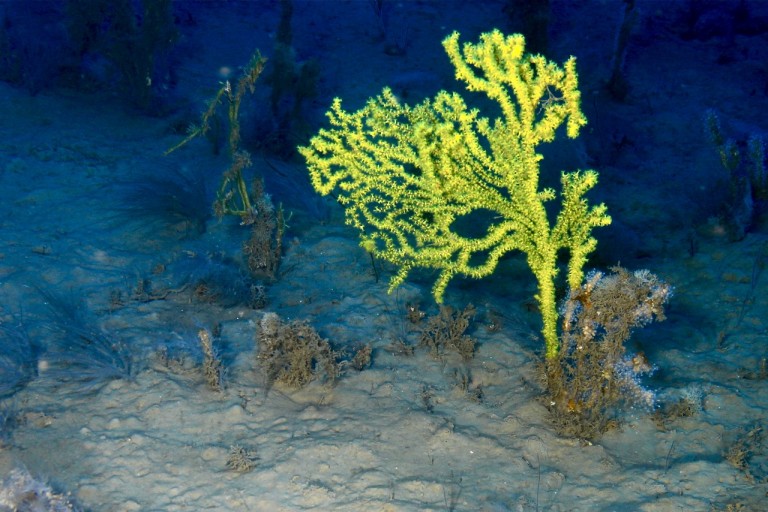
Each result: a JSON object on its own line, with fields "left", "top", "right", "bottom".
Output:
{"left": 0, "top": 1, "right": 767, "bottom": 510}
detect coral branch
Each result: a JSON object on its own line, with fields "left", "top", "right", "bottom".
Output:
{"left": 300, "top": 30, "right": 610, "bottom": 357}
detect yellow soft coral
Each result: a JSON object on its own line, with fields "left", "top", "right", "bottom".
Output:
{"left": 299, "top": 30, "right": 610, "bottom": 358}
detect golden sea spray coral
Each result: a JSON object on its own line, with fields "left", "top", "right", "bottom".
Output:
{"left": 300, "top": 30, "right": 611, "bottom": 358}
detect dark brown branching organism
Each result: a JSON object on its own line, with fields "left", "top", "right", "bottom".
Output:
{"left": 242, "top": 178, "right": 285, "bottom": 280}
{"left": 545, "top": 267, "right": 671, "bottom": 439}
{"left": 198, "top": 328, "right": 224, "bottom": 392}
{"left": 166, "top": 51, "right": 285, "bottom": 279}
{"left": 405, "top": 302, "right": 426, "bottom": 324}
{"left": 248, "top": 284, "right": 268, "bottom": 310}
{"left": 256, "top": 312, "right": 339, "bottom": 389}
{"left": 724, "top": 425, "right": 763, "bottom": 482}
{"left": 652, "top": 395, "right": 699, "bottom": 431}
{"left": 226, "top": 444, "right": 259, "bottom": 473}
{"left": 165, "top": 51, "right": 267, "bottom": 220}
{"left": 419, "top": 304, "right": 476, "bottom": 362}
{"left": 349, "top": 344, "right": 372, "bottom": 371}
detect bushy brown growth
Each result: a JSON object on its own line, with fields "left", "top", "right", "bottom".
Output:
{"left": 198, "top": 328, "right": 224, "bottom": 392}
{"left": 256, "top": 312, "right": 339, "bottom": 389}
{"left": 724, "top": 425, "right": 764, "bottom": 482}
{"left": 349, "top": 344, "right": 372, "bottom": 371}
{"left": 242, "top": 179, "right": 284, "bottom": 279}
{"left": 226, "top": 444, "right": 259, "bottom": 473}
{"left": 546, "top": 267, "right": 671, "bottom": 439}
{"left": 419, "top": 304, "right": 476, "bottom": 362}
